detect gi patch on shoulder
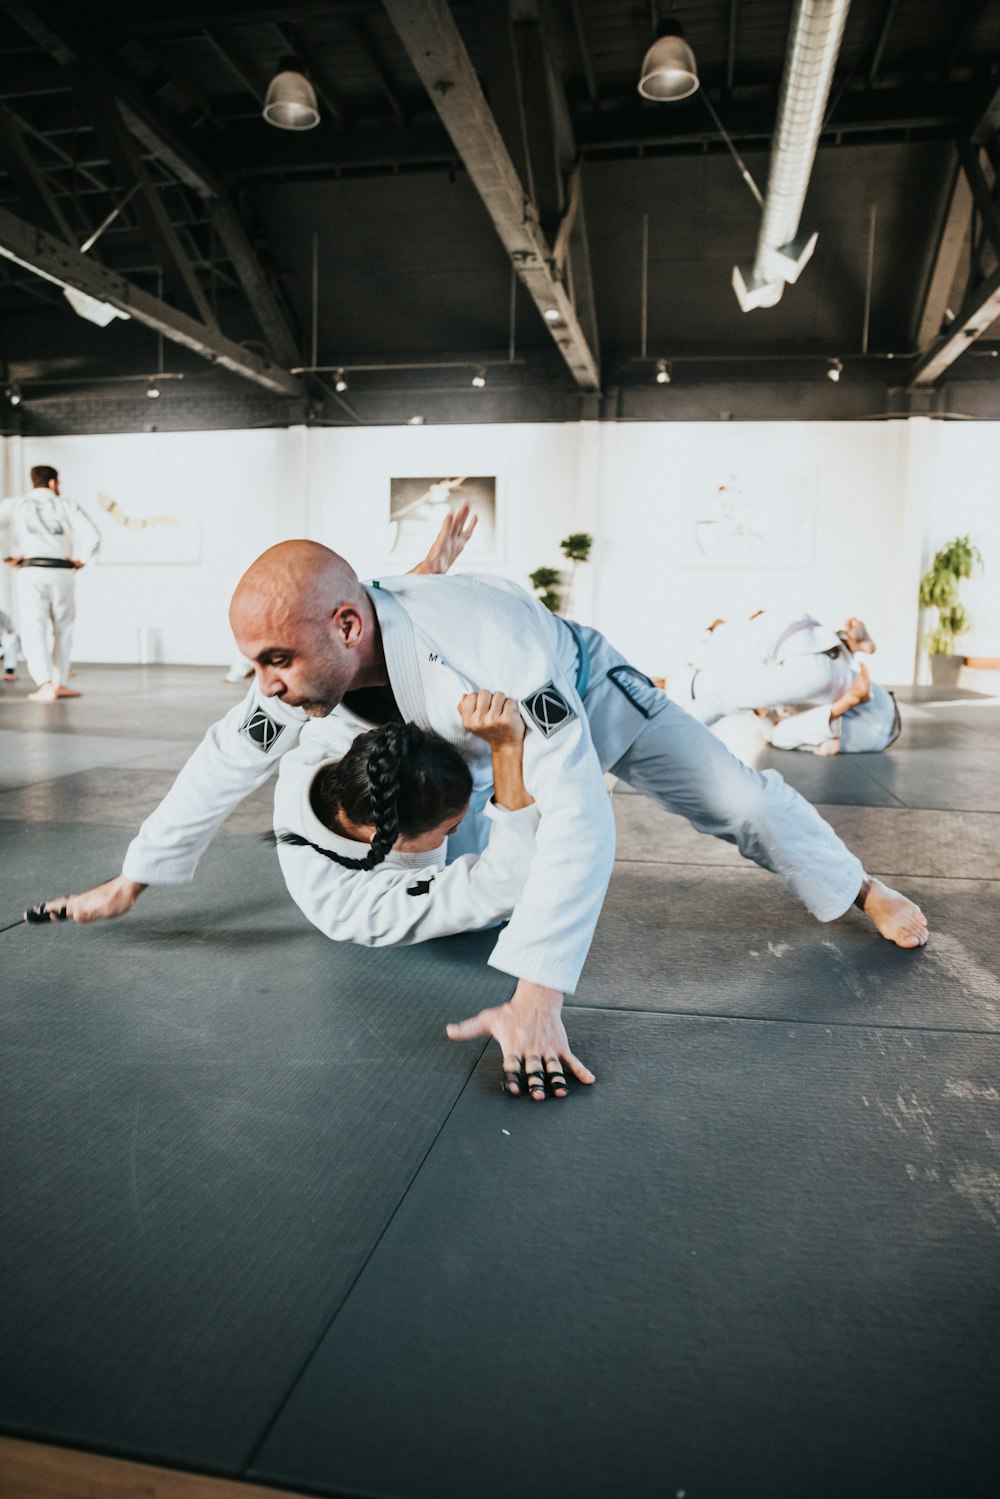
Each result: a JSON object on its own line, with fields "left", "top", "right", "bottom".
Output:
{"left": 607, "top": 663, "right": 665, "bottom": 720}
{"left": 407, "top": 878, "right": 434, "bottom": 897}
{"left": 522, "top": 681, "right": 576, "bottom": 738}
{"left": 240, "top": 705, "right": 285, "bottom": 754}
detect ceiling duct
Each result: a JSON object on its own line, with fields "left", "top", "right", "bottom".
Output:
{"left": 733, "top": 0, "right": 852, "bottom": 312}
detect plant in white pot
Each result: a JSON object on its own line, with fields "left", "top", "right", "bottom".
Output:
{"left": 918, "top": 534, "right": 983, "bottom": 685}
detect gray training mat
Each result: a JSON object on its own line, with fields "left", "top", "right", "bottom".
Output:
{"left": 612, "top": 793, "right": 1000, "bottom": 880}
{"left": 0, "top": 824, "right": 510, "bottom": 1471}
{"left": 252, "top": 1008, "right": 1000, "bottom": 1499}
{"left": 580, "top": 864, "right": 1000, "bottom": 1032}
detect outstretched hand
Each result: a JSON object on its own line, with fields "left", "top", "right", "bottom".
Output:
{"left": 410, "top": 502, "right": 478, "bottom": 575}
{"left": 29, "top": 874, "right": 147, "bottom": 924}
{"left": 447, "top": 978, "right": 595, "bottom": 1101}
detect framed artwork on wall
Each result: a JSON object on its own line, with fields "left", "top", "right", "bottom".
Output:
{"left": 388, "top": 475, "right": 499, "bottom": 565}
{"left": 678, "top": 470, "right": 817, "bottom": 569}
{"left": 94, "top": 492, "right": 201, "bottom": 565}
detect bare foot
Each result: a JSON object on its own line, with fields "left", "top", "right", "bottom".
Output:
{"left": 27, "top": 681, "right": 59, "bottom": 703}
{"left": 55, "top": 685, "right": 82, "bottom": 698}
{"left": 862, "top": 877, "right": 928, "bottom": 948}
{"left": 814, "top": 737, "right": 841, "bottom": 756}
{"left": 843, "top": 616, "right": 876, "bottom": 654}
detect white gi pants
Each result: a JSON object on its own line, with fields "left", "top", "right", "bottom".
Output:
{"left": 16, "top": 567, "right": 76, "bottom": 687}
{"left": 610, "top": 697, "right": 864, "bottom": 921}
{"left": 671, "top": 650, "right": 856, "bottom": 727}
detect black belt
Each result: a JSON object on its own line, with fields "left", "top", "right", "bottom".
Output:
{"left": 17, "top": 557, "right": 75, "bottom": 569}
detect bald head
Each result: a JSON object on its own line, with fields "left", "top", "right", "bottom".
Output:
{"left": 231, "top": 540, "right": 362, "bottom": 637}
{"left": 230, "top": 540, "right": 383, "bottom": 717}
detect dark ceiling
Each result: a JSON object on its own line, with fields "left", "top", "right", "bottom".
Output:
{"left": 1, "top": 0, "right": 1000, "bottom": 433}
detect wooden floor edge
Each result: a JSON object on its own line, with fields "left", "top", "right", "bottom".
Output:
{"left": 0, "top": 1435, "right": 307, "bottom": 1499}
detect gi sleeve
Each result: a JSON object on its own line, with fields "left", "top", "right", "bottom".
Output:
{"left": 69, "top": 500, "right": 102, "bottom": 564}
{"left": 277, "top": 799, "right": 540, "bottom": 947}
{"left": 485, "top": 695, "right": 615, "bottom": 994}
{"left": 121, "top": 686, "right": 307, "bottom": 884}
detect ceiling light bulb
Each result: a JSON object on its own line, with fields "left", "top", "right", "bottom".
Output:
{"left": 263, "top": 56, "right": 320, "bottom": 131}
{"left": 146, "top": 381, "right": 160, "bottom": 398}
{"left": 638, "top": 20, "right": 699, "bottom": 102}
{"left": 655, "top": 359, "right": 671, "bottom": 384}
{"left": 827, "top": 358, "right": 843, "bottom": 382}
{"left": 334, "top": 369, "right": 348, "bottom": 392}
{"left": 471, "top": 368, "right": 486, "bottom": 388}
{"left": 7, "top": 381, "right": 22, "bottom": 406}
{"left": 543, "top": 307, "right": 561, "bottom": 322}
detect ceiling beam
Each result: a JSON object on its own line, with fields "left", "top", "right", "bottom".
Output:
{"left": 350, "top": 14, "right": 409, "bottom": 123}
{"left": 0, "top": 202, "right": 303, "bottom": 397}
{"left": 912, "top": 156, "right": 974, "bottom": 351}
{"left": 910, "top": 259, "right": 1000, "bottom": 387}
{"left": 0, "top": 0, "right": 302, "bottom": 367}
{"left": 0, "top": 101, "right": 75, "bottom": 241}
{"left": 956, "top": 134, "right": 1000, "bottom": 262}
{"left": 382, "top": 0, "right": 600, "bottom": 391}
{"left": 73, "top": 76, "right": 219, "bottom": 327}
{"left": 568, "top": 0, "right": 599, "bottom": 110}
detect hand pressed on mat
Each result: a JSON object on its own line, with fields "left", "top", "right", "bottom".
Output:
{"left": 447, "top": 978, "right": 595, "bottom": 1101}
{"left": 33, "top": 874, "right": 147, "bottom": 923}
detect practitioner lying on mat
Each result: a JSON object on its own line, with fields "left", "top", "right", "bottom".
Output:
{"left": 273, "top": 689, "right": 539, "bottom": 951}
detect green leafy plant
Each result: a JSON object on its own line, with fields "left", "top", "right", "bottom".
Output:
{"left": 918, "top": 534, "right": 983, "bottom": 655}
{"left": 560, "top": 532, "right": 593, "bottom": 564}
{"left": 529, "top": 565, "right": 563, "bottom": 613}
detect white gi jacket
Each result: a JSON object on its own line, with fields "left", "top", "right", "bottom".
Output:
{"left": 0, "top": 488, "right": 102, "bottom": 563}
{"left": 274, "top": 747, "right": 539, "bottom": 946}
{"left": 123, "top": 574, "right": 664, "bottom": 992}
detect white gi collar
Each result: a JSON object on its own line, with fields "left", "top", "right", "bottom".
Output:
{"left": 364, "top": 581, "right": 429, "bottom": 726}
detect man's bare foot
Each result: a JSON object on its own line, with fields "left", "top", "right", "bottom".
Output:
{"left": 861, "top": 877, "right": 928, "bottom": 948}
{"left": 55, "top": 685, "right": 82, "bottom": 698}
{"left": 814, "top": 737, "right": 841, "bottom": 755}
{"left": 27, "top": 681, "right": 58, "bottom": 703}
{"left": 843, "top": 616, "right": 876, "bottom": 654}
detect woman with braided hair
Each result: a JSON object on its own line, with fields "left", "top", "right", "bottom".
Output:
{"left": 272, "top": 689, "right": 540, "bottom": 952}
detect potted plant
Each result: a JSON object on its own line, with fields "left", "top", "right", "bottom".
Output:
{"left": 918, "top": 534, "right": 983, "bottom": 685}
{"left": 560, "top": 532, "right": 592, "bottom": 616}
{"left": 529, "top": 565, "right": 563, "bottom": 614}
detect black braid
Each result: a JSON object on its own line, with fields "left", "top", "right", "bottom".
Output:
{"left": 273, "top": 830, "right": 372, "bottom": 871}
{"left": 275, "top": 721, "right": 473, "bottom": 875}
{"left": 362, "top": 721, "right": 409, "bottom": 869}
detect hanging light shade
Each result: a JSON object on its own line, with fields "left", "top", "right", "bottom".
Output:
{"left": 638, "top": 20, "right": 699, "bottom": 102}
{"left": 263, "top": 56, "right": 320, "bottom": 131}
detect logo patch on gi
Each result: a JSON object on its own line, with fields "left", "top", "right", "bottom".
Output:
{"left": 240, "top": 705, "right": 285, "bottom": 753}
{"left": 522, "top": 682, "right": 576, "bottom": 738}
{"left": 407, "top": 878, "right": 434, "bottom": 897}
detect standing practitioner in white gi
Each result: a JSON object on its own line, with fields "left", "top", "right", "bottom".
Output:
{"left": 42, "top": 525, "right": 928, "bottom": 1101}
{"left": 0, "top": 465, "right": 101, "bottom": 702}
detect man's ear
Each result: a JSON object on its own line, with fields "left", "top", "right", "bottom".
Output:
{"left": 333, "top": 603, "right": 363, "bottom": 645}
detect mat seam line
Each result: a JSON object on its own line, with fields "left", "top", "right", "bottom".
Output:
{"left": 563, "top": 1001, "right": 1000, "bottom": 1037}
{"left": 240, "top": 1038, "right": 491, "bottom": 1477}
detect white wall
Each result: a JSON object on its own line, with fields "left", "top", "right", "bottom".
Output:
{"left": 2, "top": 419, "right": 996, "bottom": 683}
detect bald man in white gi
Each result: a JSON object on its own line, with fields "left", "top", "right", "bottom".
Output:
{"left": 44, "top": 513, "right": 927, "bottom": 1100}
{"left": 0, "top": 464, "right": 101, "bottom": 702}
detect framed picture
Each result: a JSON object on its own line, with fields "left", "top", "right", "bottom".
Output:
{"left": 388, "top": 475, "right": 498, "bottom": 564}
{"left": 678, "top": 470, "right": 816, "bottom": 569}
{"left": 95, "top": 492, "right": 201, "bottom": 565}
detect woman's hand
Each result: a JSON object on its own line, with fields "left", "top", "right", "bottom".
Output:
{"left": 458, "top": 690, "right": 525, "bottom": 749}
